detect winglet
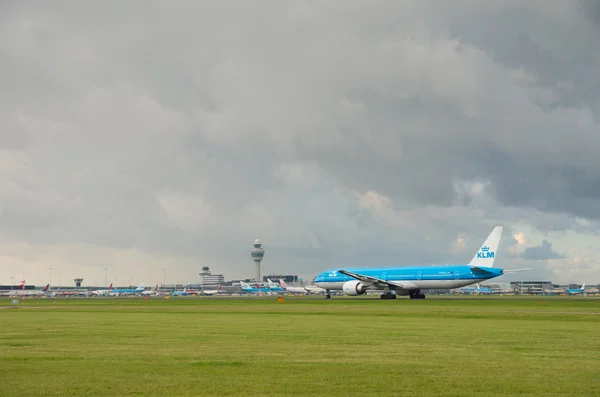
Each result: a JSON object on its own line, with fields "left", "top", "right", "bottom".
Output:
{"left": 469, "top": 226, "right": 503, "bottom": 268}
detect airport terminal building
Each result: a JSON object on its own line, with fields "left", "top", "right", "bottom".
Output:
{"left": 510, "top": 281, "right": 553, "bottom": 294}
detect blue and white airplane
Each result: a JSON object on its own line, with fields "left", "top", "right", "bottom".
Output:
{"left": 171, "top": 288, "right": 190, "bottom": 296}
{"left": 266, "top": 279, "right": 285, "bottom": 293}
{"left": 240, "top": 282, "right": 271, "bottom": 294}
{"left": 566, "top": 283, "right": 586, "bottom": 295}
{"left": 458, "top": 283, "right": 494, "bottom": 295}
{"left": 109, "top": 284, "right": 145, "bottom": 296}
{"left": 314, "top": 226, "right": 528, "bottom": 300}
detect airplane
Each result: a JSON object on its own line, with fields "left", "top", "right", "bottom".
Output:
{"left": 566, "top": 283, "right": 586, "bottom": 295}
{"left": 266, "top": 279, "right": 285, "bottom": 293}
{"left": 279, "top": 279, "right": 309, "bottom": 294}
{"left": 109, "top": 284, "right": 145, "bottom": 296}
{"left": 458, "top": 283, "right": 493, "bottom": 295}
{"left": 200, "top": 285, "right": 222, "bottom": 295}
{"left": 313, "top": 226, "right": 530, "bottom": 300}
{"left": 8, "top": 283, "right": 50, "bottom": 297}
{"left": 91, "top": 283, "right": 113, "bottom": 296}
{"left": 141, "top": 285, "right": 159, "bottom": 296}
{"left": 171, "top": 287, "right": 190, "bottom": 296}
{"left": 279, "top": 279, "right": 327, "bottom": 294}
{"left": 240, "top": 282, "right": 271, "bottom": 294}
{"left": 304, "top": 283, "right": 326, "bottom": 294}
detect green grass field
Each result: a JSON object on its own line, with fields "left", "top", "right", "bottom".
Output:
{"left": 1, "top": 296, "right": 599, "bottom": 396}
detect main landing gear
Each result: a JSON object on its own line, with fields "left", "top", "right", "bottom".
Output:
{"left": 380, "top": 292, "right": 397, "bottom": 299}
{"left": 409, "top": 291, "right": 426, "bottom": 299}
{"left": 325, "top": 290, "right": 331, "bottom": 299}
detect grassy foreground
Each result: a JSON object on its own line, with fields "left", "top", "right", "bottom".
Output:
{"left": 1, "top": 296, "right": 599, "bottom": 397}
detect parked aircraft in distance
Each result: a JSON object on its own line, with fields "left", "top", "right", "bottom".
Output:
{"left": 200, "top": 285, "right": 222, "bottom": 295}
{"left": 8, "top": 283, "right": 50, "bottom": 297}
{"left": 240, "top": 282, "right": 271, "bottom": 294}
{"left": 90, "top": 283, "right": 113, "bottom": 296}
{"left": 109, "top": 284, "right": 145, "bottom": 296}
{"left": 567, "top": 283, "right": 586, "bottom": 295}
{"left": 458, "top": 283, "right": 493, "bottom": 295}
{"left": 279, "top": 279, "right": 326, "bottom": 294}
{"left": 279, "top": 279, "right": 308, "bottom": 294}
{"left": 266, "top": 279, "right": 285, "bottom": 293}
{"left": 141, "top": 285, "right": 160, "bottom": 296}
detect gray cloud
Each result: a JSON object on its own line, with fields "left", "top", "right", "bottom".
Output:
{"left": 520, "top": 240, "right": 568, "bottom": 260}
{"left": 1, "top": 1, "right": 599, "bottom": 285}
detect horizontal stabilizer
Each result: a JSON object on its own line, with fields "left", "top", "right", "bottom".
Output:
{"left": 502, "top": 268, "right": 532, "bottom": 273}
{"left": 470, "top": 266, "right": 495, "bottom": 275}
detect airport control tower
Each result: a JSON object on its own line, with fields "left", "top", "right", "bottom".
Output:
{"left": 250, "top": 239, "right": 265, "bottom": 282}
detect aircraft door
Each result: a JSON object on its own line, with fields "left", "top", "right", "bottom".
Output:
{"left": 417, "top": 271, "right": 422, "bottom": 280}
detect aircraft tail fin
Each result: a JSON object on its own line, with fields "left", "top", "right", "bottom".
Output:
{"left": 279, "top": 279, "right": 289, "bottom": 288}
{"left": 581, "top": 282, "right": 586, "bottom": 291}
{"left": 469, "top": 226, "right": 503, "bottom": 268}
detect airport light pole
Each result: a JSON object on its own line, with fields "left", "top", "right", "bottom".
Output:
{"left": 49, "top": 267, "right": 52, "bottom": 290}
{"left": 104, "top": 267, "right": 107, "bottom": 289}
{"left": 163, "top": 268, "right": 166, "bottom": 287}
{"left": 11, "top": 276, "right": 14, "bottom": 291}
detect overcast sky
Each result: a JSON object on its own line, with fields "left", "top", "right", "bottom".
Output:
{"left": 1, "top": 1, "right": 599, "bottom": 287}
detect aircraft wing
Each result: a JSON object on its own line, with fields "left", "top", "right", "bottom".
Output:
{"left": 337, "top": 270, "right": 417, "bottom": 290}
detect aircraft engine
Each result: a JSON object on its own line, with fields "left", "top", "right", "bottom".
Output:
{"left": 342, "top": 280, "right": 368, "bottom": 296}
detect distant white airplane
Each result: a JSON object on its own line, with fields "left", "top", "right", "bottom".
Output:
{"left": 279, "top": 279, "right": 326, "bottom": 294}
{"left": 200, "top": 285, "right": 222, "bottom": 295}
{"left": 8, "top": 283, "right": 50, "bottom": 297}
{"left": 141, "top": 285, "right": 160, "bottom": 296}
{"left": 279, "top": 279, "right": 308, "bottom": 294}
{"left": 91, "top": 283, "right": 113, "bottom": 296}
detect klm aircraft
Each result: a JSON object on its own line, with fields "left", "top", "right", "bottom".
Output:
{"left": 109, "top": 284, "right": 145, "bottom": 296}
{"left": 566, "top": 283, "right": 586, "bottom": 295}
{"left": 266, "top": 279, "right": 285, "bottom": 293}
{"left": 314, "top": 226, "right": 528, "bottom": 300}
{"left": 240, "top": 282, "right": 271, "bottom": 294}
{"left": 458, "top": 283, "right": 494, "bottom": 295}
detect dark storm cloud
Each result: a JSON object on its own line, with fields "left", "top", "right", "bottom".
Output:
{"left": 581, "top": 0, "right": 600, "bottom": 27}
{"left": 520, "top": 240, "right": 568, "bottom": 260}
